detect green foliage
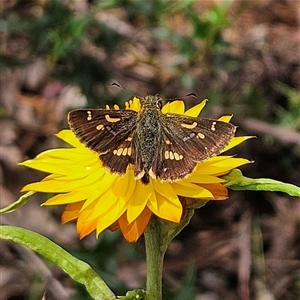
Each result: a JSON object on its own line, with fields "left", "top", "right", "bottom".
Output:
{"left": 223, "top": 169, "right": 300, "bottom": 197}
{"left": 32, "top": 0, "right": 89, "bottom": 62}
{"left": 153, "top": 0, "right": 237, "bottom": 86}
{"left": 1, "top": 0, "right": 251, "bottom": 121}
{"left": 0, "top": 191, "right": 35, "bottom": 214}
{"left": 1, "top": 0, "right": 240, "bottom": 101}
{"left": 118, "top": 289, "right": 146, "bottom": 300}
{"left": 98, "top": 0, "right": 195, "bottom": 26}
{"left": 1, "top": 0, "right": 114, "bottom": 106}
{"left": 185, "top": 0, "right": 232, "bottom": 51}
{"left": 1, "top": 0, "right": 89, "bottom": 63}
{"left": 0, "top": 191, "right": 141, "bottom": 298}
{"left": 275, "top": 82, "right": 300, "bottom": 130}
{"left": 0, "top": 226, "right": 116, "bottom": 300}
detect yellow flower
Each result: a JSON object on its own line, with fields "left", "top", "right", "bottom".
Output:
{"left": 20, "top": 98, "right": 251, "bottom": 242}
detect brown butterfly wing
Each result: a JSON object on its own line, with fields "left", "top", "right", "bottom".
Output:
{"left": 68, "top": 109, "right": 138, "bottom": 174}
{"left": 153, "top": 114, "right": 236, "bottom": 181}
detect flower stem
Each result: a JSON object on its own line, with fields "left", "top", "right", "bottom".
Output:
{"left": 144, "top": 210, "right": 195, "bottom": 300}
{"left": 144, "top": 217, "right": 166, "bottom": 300}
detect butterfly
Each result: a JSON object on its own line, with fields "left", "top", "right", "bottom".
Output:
{"left": 68, "top": 95, "right": 236, "bottom": 184}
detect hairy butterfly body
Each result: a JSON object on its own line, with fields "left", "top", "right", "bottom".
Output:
{"left": 68, "top": 95, "right": 236, "bottom": 184}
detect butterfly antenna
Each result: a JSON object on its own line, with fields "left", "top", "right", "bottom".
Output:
{"left": 185, "top": 92, "right": 198, "bottom": 98}
{"left": 109, "top": 82, "right": 140, "bottom": 99}
{"left": 110, "top": 82, "right": 122, "bottom": 89}
{"left": 165, "top": 92, "right": 198, "bottom": 102}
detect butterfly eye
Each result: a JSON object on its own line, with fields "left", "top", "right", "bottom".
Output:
{"left": 157, "top": 99, "right": 163, "bottom": 109}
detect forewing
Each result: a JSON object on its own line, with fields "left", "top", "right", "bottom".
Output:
{"left": 163, "top": 114, "right": 236, "bottom": 161}
{"left": 152, "top": 114, "right": 236, "bottom": 181}
{"left": 68, "top": 109, "right": 138, "bottom": 174}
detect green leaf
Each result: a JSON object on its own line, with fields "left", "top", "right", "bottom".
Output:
{"left": 223, "top": 169, "right": 300, "bottom": 197}
{"left": 0, "top": 191, "right": 35, "bottom": 214}
{"left": 0, "top": 225, "right": 116, "bottom": 300}
{"left": 117, "top": 289, "right": 146, "bottom": 300}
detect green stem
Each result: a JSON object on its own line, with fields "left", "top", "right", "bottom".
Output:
{"left": 144, "top": 217, "right": 167, "bottom": 300}
{"left": 144, "top": 210, "right": 195, "bottom": 300}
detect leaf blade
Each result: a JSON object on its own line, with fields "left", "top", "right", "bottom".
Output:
{"left": 0, "top": 225, "right": 116, "bottom": 300}
{"left": 223, "top": 169, "right": 300, "bottom": 197}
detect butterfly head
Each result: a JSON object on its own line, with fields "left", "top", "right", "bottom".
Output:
{"left": 139, "top": 94, "right": 163, "bottom": 110}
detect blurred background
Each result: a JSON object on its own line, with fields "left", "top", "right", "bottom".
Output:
{"left": 0, "top": 0, "right": 299, "bottom": 299}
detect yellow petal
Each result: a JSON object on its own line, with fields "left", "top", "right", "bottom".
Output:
{"left": 172, "top": 181, "right": 214, "bottom": 199}
{"left": 85, "top": 188, "right": 119, "bottom": 221}
{"left": 43, "top": 190, "right": 87, "bottom": 205}
{"left": 222, "top": 136, "right": 255, "bottom": 152}
{"left": 109, "top": 220, "right": 119, "bottom": 232}
{"left": 152, "top": 180, "right": 179, "bottom": 204}
{"left": 200, "top": 155, "right": 234, "bottom": 165}
{"left": 20, "top": 159, "right": 93, "bottom": 176}
{"left": 119, "top": 208, "right": 152, "bottom": 242}
{"left": 148, "top": 192, "right": 182, "bottom": 223}
{"left": 96, "top": 201, "right": 127, "bottom": 236}
{"left": 161, "top": 102, "right": 171, "bottom": 114}
{"left": 76, "top": 198, "right": 115, "bottom": 238}
{"left": 218, "top": 115, "right": 233, "bottom": 122}
{"left": 77, "top": 209, "right": 98, "bottom": 238}
{"left": 21, "top": 181, "right": 51, "bottom": 192}
{"left": 56, "top": 130, "right": 85, "bottom": 148}
{"left": 127, "top": 181, "right": 152, "bottom": 223}
{"left": 212, "top": 157, "right": 252, "bottom": 169}
{"left": 20, "top": 159, "right": 73, "bottom": 175}
{"left": 112, "top": 171, "right": 130, "bottom": 198}
{"left": 81, "top": 172, "right": 119, "bottom": 210}
{"left": 184, "top": 99, "right": 207, "bottom": 117}
{"left": 169, "top": 100, "right": 185, "bottom": 114}
{"left": 118, "top": 170, "right": 136, "bottom": 207}
{"left": 35, "top": 148, "right": 93, "bottom": 160}
{"left": 61, "top": 202, "right": 84, "bottom": 223}
{"left": 22, "top": 167, "right": 107, "bottom": 193}
{"left": 196, "top": 157, "right": 251, "bottom": 175}
{"left": 128, "top": 97, "right": 141, "bottom": 111}
{"left": 19, "top": 146, "right": 99, "bottom": 176}
{"left": 187, "top": 173, "right": 225, "bottom": 184}
{"left": 199, "top": 183, "right": 228, "bottom": 200}
{"left": 148, "top": 190, "right": 158, "bottom": 212}
{"left": 79, "top": 185, "right": 107, "bottom": 210}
